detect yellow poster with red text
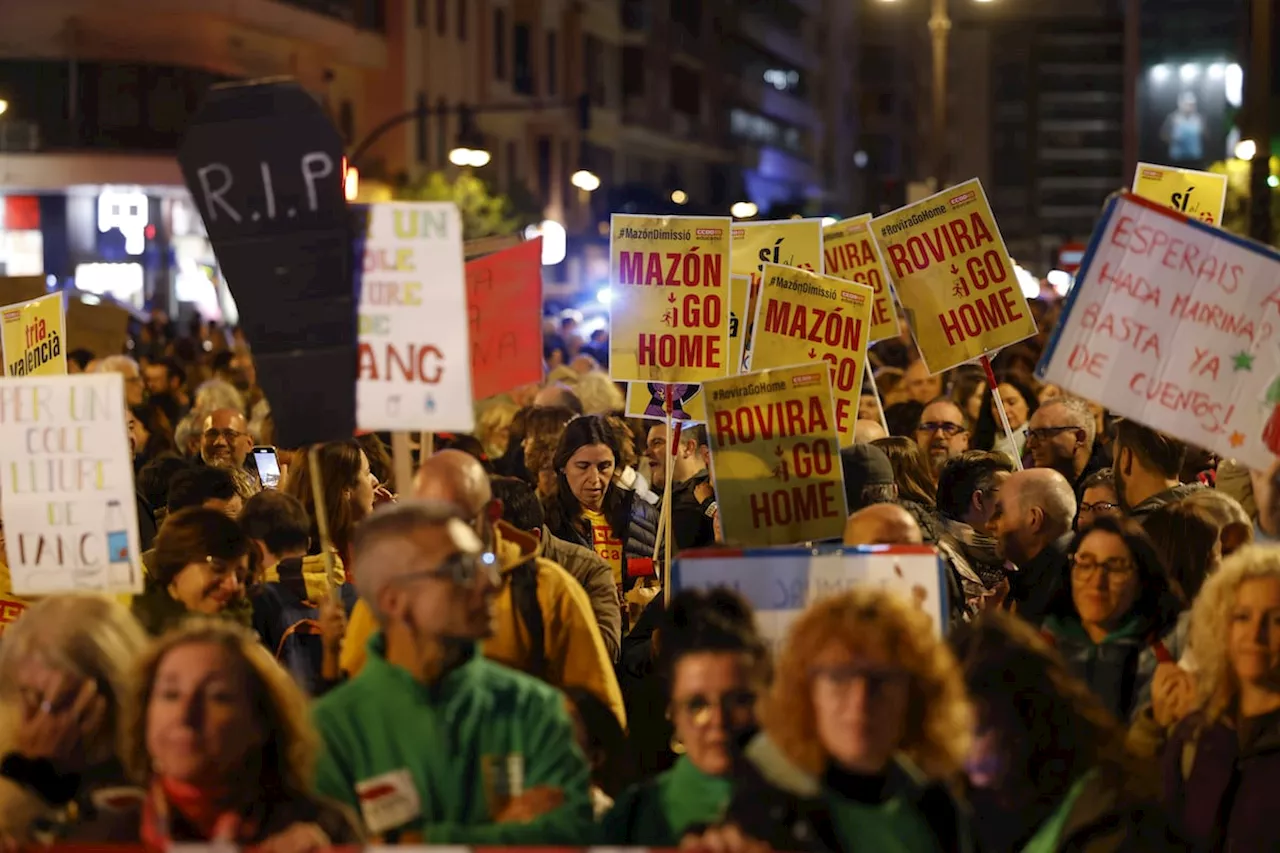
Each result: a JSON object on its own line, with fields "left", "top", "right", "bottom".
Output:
{"left": 1132, "top": 162, "right": 1227, "bottom": 226}
{"left": 748, "top": 264, "right": 873, "bottom": 446}
{"left": 870, "top": 179, "right": 1036, "bottom": 375}
{"left": 823, "top": 215, "right": 900, "bottom": 342}
{"left": 609, "top": 215, "right": 732, "bottom": 383}
{"left": 704, "top": 363, "right": 847, "bottom": 547}
{"left": 730, "top": 220, "right": 823, "bottom": 371}
{"left": 1, "top": 292, "right": 66, "bottom": 377}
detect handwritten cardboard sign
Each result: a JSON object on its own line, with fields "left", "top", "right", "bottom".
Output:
{"left": 748, "top": 264, "right": 874, "bottom": 446}
{"left": 466, "top": 237, "right": 543, "bottom": 401}
{"left": 1039, "top": 192, "right": 1280, "bottom": 470}
{"left": 871, "top": 179, "right": 1037, "bottom": 374}
{"left": 703, "top": 363, "right": 847, "bottom": 547}
{"left": 357, "top": 202, "right": 472, "bottom": 432}
{"left": 0, "top": 373, "right": 142, "bottom": 596}
{"left": 609, "top": 214, "right": 732, "bottom": 383}
{"left": 675, "top": 546, "right": 947, "bottom": 653}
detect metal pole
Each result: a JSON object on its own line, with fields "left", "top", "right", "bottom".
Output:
{"left": 1248, "top": 0, "right": 1273, "bottom": 245}
{"left": 928, "top": 0, "right": 952, "bottom": 190}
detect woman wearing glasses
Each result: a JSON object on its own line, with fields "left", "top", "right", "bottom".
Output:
{"left": 692, "top": 589, "right": 972, "bottom": 852}
{"left": 600, "top": 589, "right": 768, "bottom": 846}
{"left": 131, "top": 508, "right": 253, "bottom": 636}
{"left": 1042, "top": 515, "right": 1187, "bottom": 722}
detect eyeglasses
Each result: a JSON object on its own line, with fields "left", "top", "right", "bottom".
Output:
{"left": 917, "top": 422, "right": 966, "bottom": 437}
{"left": 393, "top": 551, "right": 500, "bottom": 587}
{"left": 1070, "top": 553, "right": 1136, "bottom": 581}
{"left": 1079, "top": 501, "right": 1119, "bottom": 514}
{"left": 203, "top": 428, "right": 243, "bottom": 443}
{"left": 672, "top": 690, "right": 756, "bottom": 726}
{"left": 1026, "top": 426, "right": 1080, "bottom": 444}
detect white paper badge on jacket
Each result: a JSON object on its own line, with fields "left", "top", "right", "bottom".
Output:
{"left": 356, "top": 768, "right": 422, "bottom": 833}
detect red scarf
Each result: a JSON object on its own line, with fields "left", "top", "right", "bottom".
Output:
{"left": 140, "top": 777, "right": 256, "bottom": 853}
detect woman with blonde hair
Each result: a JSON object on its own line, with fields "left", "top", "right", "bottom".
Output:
{"left": 72, "top": 620, "right": 360, "bottom": 847}
{"left": 0, "top": 595, "right": 149, "bottom": 843}
{"left": 1162, "top": 545, "right": 1280, "bottom": 851}
{"left": 697, "top": 588, "right": 972, "bottom": 852}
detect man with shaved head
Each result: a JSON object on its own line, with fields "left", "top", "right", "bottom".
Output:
{"left": 988, "top": 468, "right": 1077, "bottom": 625}
{"left": 312, "top": 501, "right": 593, "bottom": 842}
{"left": 853, "top": 418, "right": 888, "bottom": 444}
{"left": 341, "top": 450, "right": 626, "bottom": 726}
{"left": 843, "top": 503, "right": 924, "bottom": 546}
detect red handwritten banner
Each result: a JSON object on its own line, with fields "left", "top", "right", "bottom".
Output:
{"left": 1040, "top": 192, "right": 1280, "bottom": 470}
{"left": 466, "top": 238, "right": 544, "bottom": 401}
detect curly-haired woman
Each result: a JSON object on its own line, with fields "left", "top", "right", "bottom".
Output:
{"left": 693, "top": 588, "right": 973, "bottom": 852}
{"left": 1163, "top": 546, "right": 1280, "bottom": 851}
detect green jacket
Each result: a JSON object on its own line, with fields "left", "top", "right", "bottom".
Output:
{"left": 312, "top": 632, "right": 593, "bottom": 844}
{"left": 600, "top": 755, "right": 734, "bottom": 846}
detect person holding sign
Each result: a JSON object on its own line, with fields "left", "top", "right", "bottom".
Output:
{"left": 601, "top": 589, "right": 768, "bottom": 846}
{"left": 692, "top": 589, "right": 971, "bottom": 852}
{"left": 544, "top": 416, "right": 660, "bottom": 595}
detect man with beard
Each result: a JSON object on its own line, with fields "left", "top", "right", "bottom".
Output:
{"left": 201, "top": 407, "right": 260, "bottom": 498}
{"left": 914, "top": 398, "right": 970, "bottom": 481}
{"left": 1026, "top": 397, "right": 1106, "bottom": 494}
{"left": 1112, "top": 419, "right": 1205, "bottom": 519}
{"left": 988, "top": 468, "right": 1076, "bottom": 626}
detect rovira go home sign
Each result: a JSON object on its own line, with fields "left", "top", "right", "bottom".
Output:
{"left": 870, "top": 179, "right": 1037, "bottom": 374}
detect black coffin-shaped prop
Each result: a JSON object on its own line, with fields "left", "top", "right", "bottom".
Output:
{"left": 177, "top": 78, "right": 357, "bottom": 447}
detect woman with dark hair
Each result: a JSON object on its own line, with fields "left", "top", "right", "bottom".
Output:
{"left": 131, "top": 508, "right": 253, "bottom": 636}
{"left": 949, "top": 368, "right": 987, "bottom": 425}
{"left": 953, "top": 612, "right": 1185, "bottom": 851}
{"left": 971, "top": 374, "right": 1039, "bottom": 463}
{"left": 1042, "top": 515, "right": 1188, "bottom": 721}
{"left": 282, "top": 440, "right": 376, "bottom": 582}
{"left": 1140, "top": 500, "right": 1222, "bottom": 602}
{"left": 872, "top": 436, "right": 943, "bottom": 543}
{"left": 543, "top": 414, "right": 659, "bottom": 594}
{"left": 600, "top": 589, "right": 769, "bottom": 845}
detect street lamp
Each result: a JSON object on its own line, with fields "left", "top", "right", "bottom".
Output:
{"left": 448, "top": 146, "right": 491, "bottom": 167}
{"left": 876, "top": 0, "right": 999, "bottom": 188}
{"left": 671, "top": 189, "right": 689, "bottom": 205}
{"left": 0, "top": 99, "right": 8, "bottom": 117}
{"left": 571, "top": 169, "right": 601, "bottom": 192}
{"left": 1236, "top": 139, "right": 1258, "bottom": 161}
{"left": 731, "top": 201, "right": 759, "bottom": 219}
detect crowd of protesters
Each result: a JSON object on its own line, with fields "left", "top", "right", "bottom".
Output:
{"left": 0, "top": 306, "right": 1278, "bottom": 852}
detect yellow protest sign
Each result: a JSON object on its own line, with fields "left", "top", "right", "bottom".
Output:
{"left": 705, "top": 363, "right": 847, "bottom": 547}
{"left": 748, "top": 264, "right": 873, "bottom": 446}
{"left": 625, "top": 382, "right": 708, "bottom": 422}
{"left": 1, "top": 293, "right": 66, "bottom": 377}
{"left": 870, "top": 179, "right": 1036, "bottom": 374}
{"left": 823, "top": 215, "right": 900, "bottom": 342}
{"left": 728, "top": 274, "right": 750, "bottom": 374}
{"left": 1132, "top": 162, "right": 1228, "bottom": 226}
{"left": 609, "top": 215, "right": 732, "bottom": 383}
{"left": 730, "top": 220, "right": 824, "bottom": 369}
